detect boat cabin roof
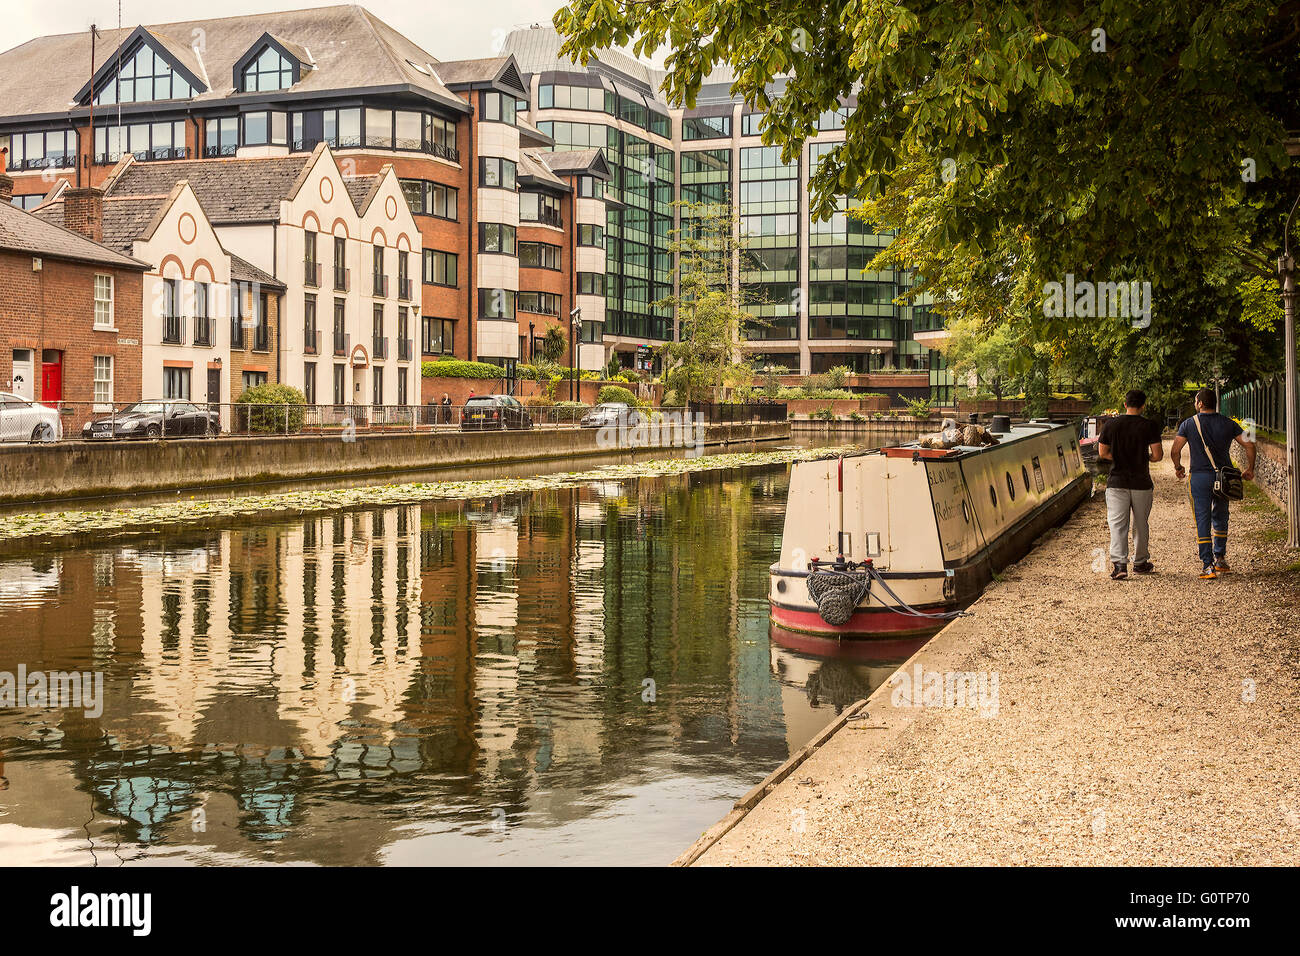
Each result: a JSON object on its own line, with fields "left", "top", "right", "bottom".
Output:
{"left": 880, "top": 420, "right": 1074, "bottom": 460}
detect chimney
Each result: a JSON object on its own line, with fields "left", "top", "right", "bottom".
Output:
{"left": 64, "top": 187, "right": 105, "bottom": 242}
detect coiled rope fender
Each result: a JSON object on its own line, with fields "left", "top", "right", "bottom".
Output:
{"left": 807, "top": 568, "right": 870, "bottom": 626}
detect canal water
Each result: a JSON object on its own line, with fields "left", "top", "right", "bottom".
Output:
{"left": 0, "top": 459, "right": 923, "bottom": 865}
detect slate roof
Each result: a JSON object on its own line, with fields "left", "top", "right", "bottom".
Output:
{"left": 0, "top": 200, "right": 148, "bottom": 269}
{"left": 517, "top": 151, "right": 566, "bottom": 189}
{"left": 0, "top": 4, "right": 468, "bottom": 120}
{"left": 541, "top": 149, "right": 611, "bottom": 180}
{"left": 344, "top": 174, "right": 381, "bottom": 213}
{"left": 105, "top": 155, "right": 313, "bottom": 224}
{"left": 231, "top": 253, "right": 285, "bottom": 288}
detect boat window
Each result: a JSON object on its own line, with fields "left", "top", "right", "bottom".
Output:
{"left": 1005, "top": 472, "right": 1016, "bottom": 501}
{"left": 989, "top": 485, "right": 998, "bottom": 507}
{"left": 961, "top": 500, "right": 970, "bottom": 523}
{"left": 1022, "top": 465, "right": 1031, "bottom": 492}
{"left": 1057, "top": 445, "right": 1067, "bottom": 477}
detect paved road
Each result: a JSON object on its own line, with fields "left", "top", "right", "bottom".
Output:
{"left": 694, "top": 448, "right": 1300, "bottom": 865}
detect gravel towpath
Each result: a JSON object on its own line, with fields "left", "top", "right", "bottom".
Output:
{"left": 693, "top": 450, "right": 1300, "bottom": 865}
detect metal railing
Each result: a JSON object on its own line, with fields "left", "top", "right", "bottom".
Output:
{"left": 305, "top": 261, "right": 321, "bottom": 287}
{"left": 1222, "top": 376, "right": 1294, "bottom": 436}
{"left": 372, "top": 336, "right": 389, "bottom": 360}
{"left": 13, "top": 402, "right": 697, "bottom": 442}
{"left": 162, "top": 315, "right": 184, "bottom": 344}
{"left": 334, "top": 330, "right": 349, "bottom": 356}
{"left": 193, "top": 315, "right": 212, "bottom": 347}
{"left": 688, "top": 400, "right": 787, "bottom": 424}
{"left": 334, "top": 267, "right": 351, "bottom": 293}
{"left": 304, "top": 328, "right": 321, "bottom": 355}
{"left": 398, "top": 338, "right": 413, "bottom": 362}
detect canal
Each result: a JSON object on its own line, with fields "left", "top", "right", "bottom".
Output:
{"left": 0, "top": 451, "right": 924, "bottom": 865}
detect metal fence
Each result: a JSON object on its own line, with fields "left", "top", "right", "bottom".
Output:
{"left": 688, "top": 401, "right": 787, "bottom": 424}
{"left": 1221, "top": 377, "right": 1294, "bottom": 436}
{"left": 5, "top": 401, "right": 695, "bottom": 442}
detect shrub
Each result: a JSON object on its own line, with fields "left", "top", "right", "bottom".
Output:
{"left": 904, "top": 397, "right": 935, "bottom": 420}
{"left": 422, "top": 359, "right": 504, "bottom": 379}
{"left": 824, "top": 365, "right": 852, "bottom": 389}
{"left": 598, "top": 384, "right": 639, "bottom": 406}
{"left": 812, "top": 406, "right": 836, "bottom": 421}
{"left": 235, "top": 383, "right": 306, "bottom": 433}
{"left": 761, "top": 368, "right": 782, "bottom": 399}
{"left": 554, "top": 401, "right": 589, "bottom": 409}
{"left": 849, "top": 412, "right": 866, "bottom": 422}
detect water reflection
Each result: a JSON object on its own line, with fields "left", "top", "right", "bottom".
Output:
{"left": 0, "top": 466, "right": 917, "bottom": 865}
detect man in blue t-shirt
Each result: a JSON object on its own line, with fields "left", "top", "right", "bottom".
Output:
{"left": 1169, "top": 388, "right": 1257, "bottom": 579}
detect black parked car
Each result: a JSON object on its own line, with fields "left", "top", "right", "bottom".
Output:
{"left": 82, "top": 401, "right": 220, "bottom": 439}
{"left": 459, "top": 395, "right": 532, "bottom": 431}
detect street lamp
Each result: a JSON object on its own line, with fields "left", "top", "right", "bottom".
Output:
{"left": 1278, "top": 192, "right": 1300, "bottom": 549}
{"left": 570, "top": 306, "right": 581, "bottom": 404}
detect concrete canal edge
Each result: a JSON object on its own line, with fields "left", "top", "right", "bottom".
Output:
{"left": 673, "top": 697, "right": 871, "bottom": 866}
{"left": 0, "top": 422, "right": 790, "bottom": 505}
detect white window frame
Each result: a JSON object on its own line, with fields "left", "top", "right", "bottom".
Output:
{"left": 94, "top": 274, "right": 115, "bottom": 330}
{"left": 93, "top": 355, "right": 114, "bottom": 411}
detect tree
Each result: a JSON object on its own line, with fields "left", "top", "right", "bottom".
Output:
{"left": 656, "top": 200, "right": 760, "bottom": 403}
{"left": 555, "top": 1, "right": 1296, "bottom": 405}
{"left": 540, "top": 325, "right": 567, "bottom": 363}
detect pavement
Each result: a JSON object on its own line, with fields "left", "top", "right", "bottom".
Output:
{"left": 690, "top": 449, "right": 1300, "bottom": 865}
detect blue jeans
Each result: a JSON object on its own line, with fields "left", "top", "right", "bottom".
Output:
{"left": 1188, "top": 471, "right": 1229, "bottom": 567}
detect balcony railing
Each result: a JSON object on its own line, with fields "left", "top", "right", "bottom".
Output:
{"left": 526, "top": 210, "right": 564, "bottom": 230}
{"left": 398, "top": 338, "right": 413, "bottom": 362}
{"left": 232, "top": 322, "right": 246, "bottom": 350}
{"left": 304, "top": 328, "right": 320, "bottom": 355}
{"left": 373, "top": 274, "right": 388, "bottom": 297}
{"left": 146, "top": 146, "right": 190, "bottom": 162}
{"left": 427, "top": 141, "right": 459, "bottom": 163}
{"left": 203, "top": 144, "right": 238, "bottom": 158}
{"left": 253, "top": 326, "right": 270, "bottom": 352}
{"left": 397, "top": 277, "right": 412, "bottom": 301}
{"left": 334, "top": 267, "right": 351, "bottom": 293}
{"left": 193, "top": 316, "right": 212, "bottom": 347}
{"left": 334, "top": 330, "right": 348, "bottom": 356}
{"left": 372, "top": 336, "right": 389, "bottom": 360}
{"left": 305, "top": 261, "right": 321, "bottom": 288}
{"left": 22, "top": 156, "right": 75, "bottom": 171}
{"left": 162, "top": 315, "right": 184, "bottom": 345}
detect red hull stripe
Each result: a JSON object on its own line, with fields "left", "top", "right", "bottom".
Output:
{"left": 770, "top": 601, "right": 953, "bottom": 638}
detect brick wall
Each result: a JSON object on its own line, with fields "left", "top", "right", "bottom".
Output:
{"left": 1234, "top": 436, "right": 1289, "bottom": 514}
{"left": 0, "top": 249, "right": 144, "bottom": 431}
{"left": 228, "top": 288, "right": 282, "bottom": 397}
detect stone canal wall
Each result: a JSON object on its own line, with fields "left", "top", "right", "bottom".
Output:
{"left": 1234, "top": 435, "right": 1288, "bottom": 513}
{"left": 0, "top": 421, "right": 790, "bottom": 504}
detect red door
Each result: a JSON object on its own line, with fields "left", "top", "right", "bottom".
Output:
{"left": 41, "top": 354, "right": 63, "bottom": 403}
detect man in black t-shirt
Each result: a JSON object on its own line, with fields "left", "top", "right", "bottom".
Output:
{"left": 1098, "top": 389, "right": 1164, "bottom": 579}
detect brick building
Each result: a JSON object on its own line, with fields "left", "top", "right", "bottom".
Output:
{"left": 0, "top": 171, "right": 147, "bottom": 430}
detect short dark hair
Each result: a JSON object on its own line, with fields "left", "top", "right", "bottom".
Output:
{"left": 1124, "top": 389, "right": 1147, "bottom": 409}
{"left": 1195, "top": 387, "right": 1217, "bottom": 410}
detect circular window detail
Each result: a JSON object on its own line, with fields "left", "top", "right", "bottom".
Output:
{"left": 989, "top": 485, "right": 998, "bottom": 508}
{"left": 775, "top": 578, "right": 787, "bottom": 593}
{"left": 1022, "top": 465, "right": 1031, "bottom": 492}
{"left": 319, "top": 177, "right": 334, "bottom": 203}
{"left": 1006, "top": 472, "right": 1016, "bottom": 501}
{"left": 385, "top": 195, "right": 398, "bottom": 220}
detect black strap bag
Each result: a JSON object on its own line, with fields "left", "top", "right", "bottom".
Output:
{"left": 1192, "top": 414, "right": 1244, "bottom": 501}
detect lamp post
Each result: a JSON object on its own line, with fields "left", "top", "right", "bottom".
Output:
{"left": 570, "top": 306, "right": 582, "bottom": 406}
{"left": 1279, "top": 186, "right": 1300, "bottom": 548}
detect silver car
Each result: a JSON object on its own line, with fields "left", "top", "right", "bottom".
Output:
{"left": 0, "top": 392, "right": 62, "bottom": 443}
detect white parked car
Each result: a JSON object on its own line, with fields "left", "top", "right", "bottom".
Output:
{"left": 0, "top": 392, "right": 62, "bottom": 443}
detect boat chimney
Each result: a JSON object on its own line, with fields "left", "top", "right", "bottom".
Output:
{"left": 990, "top": 414, "right": 1012, "bottom": 434}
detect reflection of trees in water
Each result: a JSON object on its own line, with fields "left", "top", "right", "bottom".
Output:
{"left": 804, "top": 658, "right": 874, "bottom": 711}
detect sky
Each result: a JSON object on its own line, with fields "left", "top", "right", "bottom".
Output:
{"left": 3, "top": 0, "right": 665, "bottom": 64}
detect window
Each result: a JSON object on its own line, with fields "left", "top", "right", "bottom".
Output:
{"left": 478, "top": 223, "right": 516, "bottom": 255}
{"left": 741, "top": 112, "right": 765, "bottom": 136}
{"left": 304, "top": 230, "right": 318, "bottom": 285}
{"left": 333, "top": 237, "right": 348, "bottom": 291}
{"left": 93, "top": 275, "right": 114, "bottom": 328}
{"left": 304, "top": 362, "right": 316, "bottom": 404}
{"left": 323, "top": 108, "right": 362, "bottom": 148}
{"left": 333, "top": 299, "right": 346, "bottom": 354}
{"left": 194, "top": 281, "right": 210, "bottom": 345}
{"left": 400, "top": 179, "right": 458, "bottom": 219}
{"left": 372, "top": 245, "right": 385, "bottom": 296}
{"left": 163, "top": 367, "right": 191, "bottom": 400}
{"left": 577, "top": 176, "right": 605, "bottom": 199}
{"left": 373, "top": 367, "right": 383, "bottom": 405}
{"left": 520, "top": 192, "right": 562, "bottom": 227}
{"left": 577, "top": 272, "right": 605, "bottom": 296}
{"left": 242, "top": 111, "right": 287, "bottom": 147}
{"left": 422, "top": 316, "right": 453, "bottom": 355}
{"left": 304, "top": 295, "right": 318, "bottom": 354}
{"left": 397, "top": 251, "right": 409, "bottom": 299}
{"left": 422, "top": 250, "right": 458, "bottom": 286}
{"left": 204, "top": 117, "right": 238, "bottom": 157}
{"left": 364, "top": 107, "right": 393, "bottom": 148}
{"left": 93, "top": 356, "right": 114, "bottom": 408}
{"left": 373, "top": 304, "right": 386, "bottom": 359}
{"left": 577, "top": 224, "right": 605, "bottom": 248}
{"left": 333, "top": 364, "right": 346, "bottom": 404}
{"left": 481, "top": 91, "right": 516, "bottom": 125}
{"left": 518, "top": 291, "right": 559, "bottom": 316}
{"left": 242, "top": 370, "right": 268, "bottom": 391}
{"left": 3, "top": 130, "right": 75, "bottom": 171}
{"left": 519, "top": 242, "right": 561, "bottom": 270}
{"left": 94, "top": 120, "right": 187, "bottom": 163}
{"left": 478, "top": 288, "right": 516, "bottom": 319}
{"left": 241, "top": 45, "right": 294, "bottom": 93}
{"left": 682, "top": 114, "right": 731, "bottom": 140}
{"left": 480, "top": 157, "right": 517, "bottom": 190}
{"left": 95, "top": 41, "right": 194, "bottom": 104}
{"left": 425, "top": 115, "right": 457, "bottom": 158}
{"left": 397, "top": 367, "right": 408, "bottom": 406}
{"left": 649, "top": 110, "right": 671, "bottom": 138}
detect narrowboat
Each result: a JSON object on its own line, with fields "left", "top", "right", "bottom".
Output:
{"left": 769, "top": 421, "right": 1092, "bottom": 638}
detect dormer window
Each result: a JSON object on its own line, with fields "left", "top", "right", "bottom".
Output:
{"left": 93, "top": 41, "right": 194, "bottom": 105}
{"left": 242, "top": 45, "right": 295, "bottom": 92}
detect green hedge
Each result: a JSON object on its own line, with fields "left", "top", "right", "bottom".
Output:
{"left": 421, "top": 359, "right": 506, "bottom": 379}
{"left": 598, "top": 385, "right": 639, "bottom": 406}
{"left": 235, "top": 383, "right": 307, "bottom": 433}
